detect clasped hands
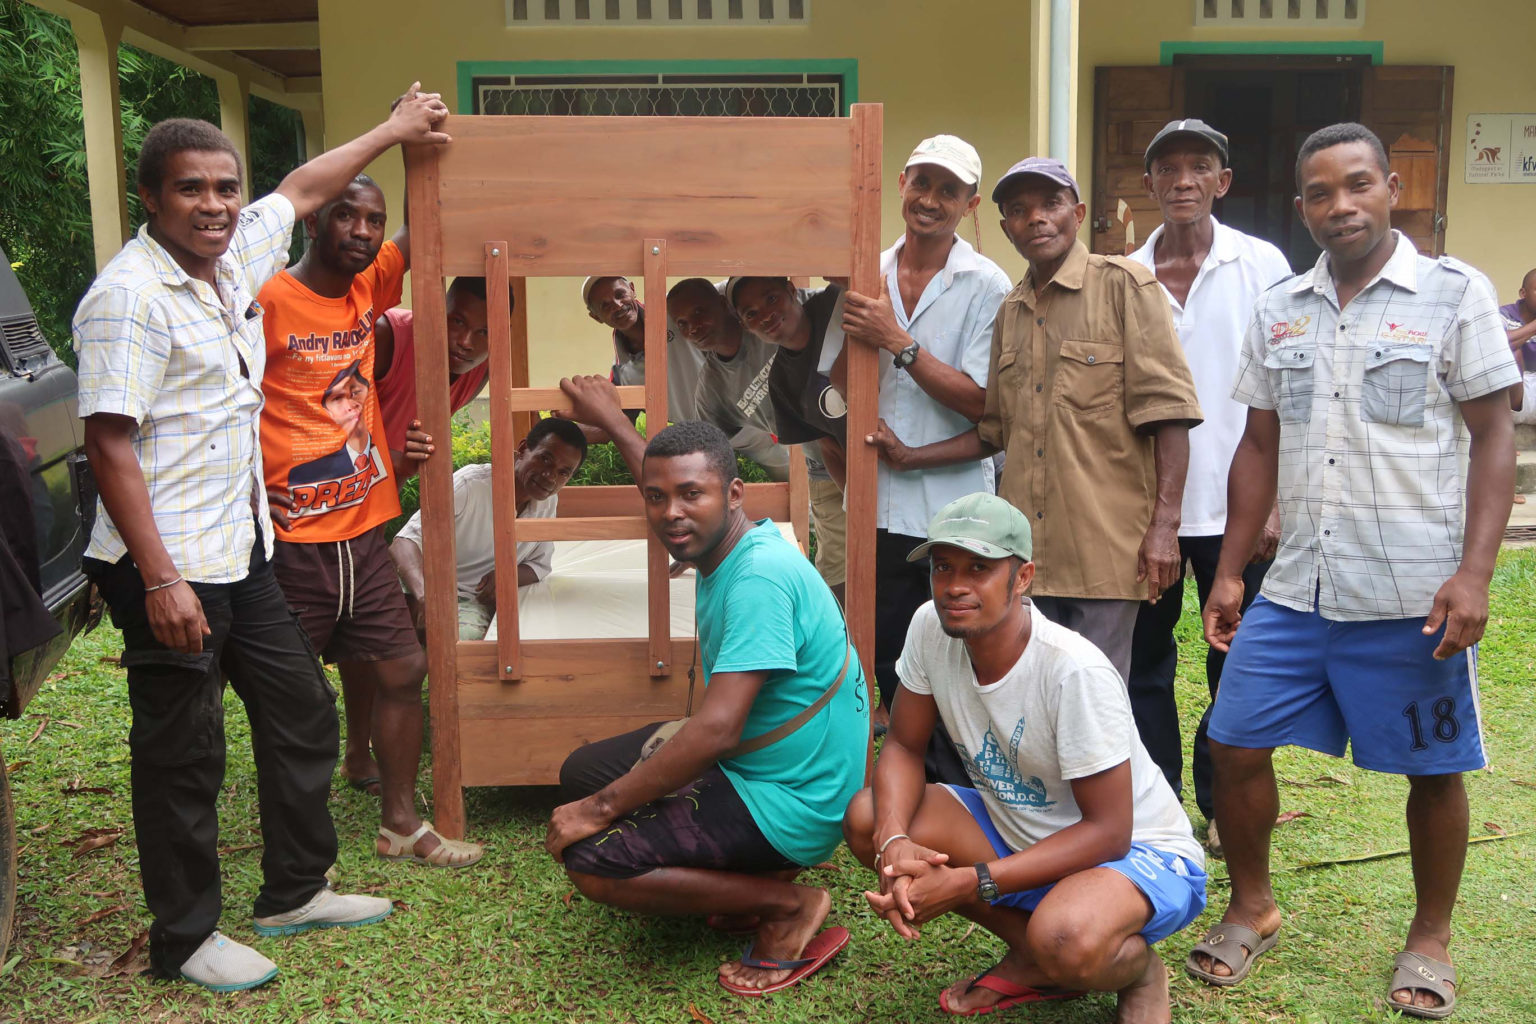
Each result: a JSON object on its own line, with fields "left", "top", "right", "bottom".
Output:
{"left": 863, "top": 836, "right": 975, "bottom": 940}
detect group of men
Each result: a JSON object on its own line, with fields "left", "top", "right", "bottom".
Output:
{"left": 72, "top": 77, "right": 1516, "bottom": 1023}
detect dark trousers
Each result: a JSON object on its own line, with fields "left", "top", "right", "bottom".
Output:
{"left": 86, "top": 541, "right": 339, "bottom": 976}
{"left": 875, "top": 529, "right": 970, "bottom": 786}
{"left": 1126, "top": 534, "right": 1270, "bottom": 820}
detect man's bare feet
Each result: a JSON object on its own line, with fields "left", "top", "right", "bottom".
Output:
{"left": 1390, "top": 936, "right": 1455, "bottom": 1013}
{"left": 1115, "top": 954, "right": 1170, "bottom": 1024}
{"left": 939, "top": 948, "right": 1058, "bottom": 1014}
{"left": 1189, "top": 903, "right": 1283, "bottom": 978}
{"left": 716, "top": 887, "right": 831, "bottom": 991}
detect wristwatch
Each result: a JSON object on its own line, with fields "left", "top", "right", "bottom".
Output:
{"left": 974, "top": 862, "right": 1000, "bottom": 903}
{"left": 893, "top": 340, "right": 921, "bottom": 369}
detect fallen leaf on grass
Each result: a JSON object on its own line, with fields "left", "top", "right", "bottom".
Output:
{"left": 390, "top": 899, "right": 410, "bottom": 912}
{"left": 687, "top": 1003, "right": 716, "bottom": 1024}
{"left": 63, "top": 778, "right": 114, "bottom": 796}
{"left": 46, "top": 669, "right": 83, "bottom": 683}
{"left": 958, "top": 922, "right": 978, "bottom": 942}
{"left": 1484, "top": 822, "right": 1507, "bottom": 836}
{"left": 61, "top": 828, "right": 124, "bottom": 858}
{"left": 55, "top": 720, "right": 82, "bottom": 729}
{"left": 1512, "top": 779, "right": 1536, "bottom": 789}
{"left": 562, "top": 890, "right": 576, "bottom": 908}
{"left": 27, "top": 715, "right": 48, "bottom": 745}
{"left": 1274, "top": 811, "right": 1311, "bottom": 826}
{"left": 5, "top": 760, "right": 30, "bottom": 774}
{"left": 97, "top": 655, "right": 120, "bottom": 666}
{"left": 77, "top": 903, "right": 129, "bottom": 927}
{"left": 217, "top": 843, "right": 261, "bottom": 855}
{"left": 108, "top": 930, "right": 149, "bottom": 976}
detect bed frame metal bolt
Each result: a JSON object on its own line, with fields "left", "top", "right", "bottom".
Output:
{"left": 491, "top": 247, "right": 502, "bottom": 256}
{"left": 504, "top": 665, "right": 513, "bottom": 673}
{"left": 651, "top": 245, "right": 660, "bottom": 255}
{"left": 656, "top": 660, "right": 665, "bottom": 670}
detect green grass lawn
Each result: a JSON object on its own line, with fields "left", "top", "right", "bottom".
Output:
{"left": 3, "top": 552, "right": 1535, "bottom": 1023}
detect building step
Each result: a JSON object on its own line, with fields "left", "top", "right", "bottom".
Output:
{"left": 1519, "top": 450, "right": 1536, "bottom": 495}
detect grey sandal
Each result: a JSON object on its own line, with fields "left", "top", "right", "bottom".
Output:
{"left": 1388, "top": 951, "right": 1457, "bottom": 1020}
{"left": 1185, "top": 923, "right": 1280, "bottom": 987}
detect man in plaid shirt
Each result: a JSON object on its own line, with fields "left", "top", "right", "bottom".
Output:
{"left": 1187, "top": 123, "right": 1518, "bottom": 1021}
{"left": 74, "top": 87, "right": 450, "bottom": 991}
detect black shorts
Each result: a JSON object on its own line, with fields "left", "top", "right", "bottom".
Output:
{"left": 272, "top": 523, "right": 419, "bottom": 664}
{"left": 559, "top": 722, "right": 795, "bottom": 880}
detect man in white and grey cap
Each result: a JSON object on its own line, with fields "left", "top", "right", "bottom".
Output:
{"left": 817, "top": 135, "right": 1010, "bottom": 780}
{"left": 581, "top": 275, "right": 706, "bottom": 424}
{"left": 1124, "top": 118, "right": 1292, "bottom": 852}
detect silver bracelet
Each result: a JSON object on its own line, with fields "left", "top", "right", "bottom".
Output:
{"left": 875, "top": 833, "right": 911, "bottom": 865}
{"left": 143, "top": 575, "right": 184, "bottom": 593}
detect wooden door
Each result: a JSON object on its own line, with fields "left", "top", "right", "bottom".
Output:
{"left": 1360, "top": 66, "right": 1454, "bottom": 255}
{"left": 1091, "top": 66, "right": 1185, "bottom": 255}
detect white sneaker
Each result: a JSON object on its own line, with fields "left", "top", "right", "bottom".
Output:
{"left": 179, "top": 931, "right": 279, "bottom": 992}
{"left": 253, "top": 885, "right": 393, "bottom": 937}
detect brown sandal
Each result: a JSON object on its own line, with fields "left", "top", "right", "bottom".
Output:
{"left": 1388, "top": 951, "right": 1457, "bottom": 1020}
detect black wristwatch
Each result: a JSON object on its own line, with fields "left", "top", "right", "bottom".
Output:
{"left": 893, "top": 340, "right": 921, "bottom": 369}
{"left": 974, "top": 862, "right": 1000, "bottom": 902}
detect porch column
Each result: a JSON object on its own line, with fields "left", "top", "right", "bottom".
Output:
{"left": 1048, "top": 0, "right": 1079, "bottom": 172}
{"left": 1028, "top": 0, "right": 1051, "bottom": 157}
{"left": 298, "top": 99, "right": 326, "bottom": 160}
{"left": 68, "top": 7, "right": 128, "bottom": 273}
{"left": 215, "top": 73, "right": 252, "bottom": 196}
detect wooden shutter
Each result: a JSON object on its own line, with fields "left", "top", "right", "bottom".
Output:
{"left": 1360, "top": 66, "right": 1454, "bottom": 255}
{"left": 1091, "top": 66, "right": 1185, "bottom": 255}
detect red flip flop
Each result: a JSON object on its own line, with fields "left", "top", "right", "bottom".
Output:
{"left": 718, "top": 926, "right": 850, "bottom": 997}
{"left": 938, "top": 971, "right": 1086, "bottom": 1016}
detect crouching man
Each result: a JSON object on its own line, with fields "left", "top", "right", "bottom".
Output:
{"left": 843, "top": 493, "right": 1206, "bottom": 1020}
{"left": 545, "top": 375, "right": 869, "bottom": 997}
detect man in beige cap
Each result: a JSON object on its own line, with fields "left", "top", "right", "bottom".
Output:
{"left": 582, "top": 275, "right": 706, "bottom": 424}
{"left": 820, "top": 135, "right": 1010, "bottom": 777}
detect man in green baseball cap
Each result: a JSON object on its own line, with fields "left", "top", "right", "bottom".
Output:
{"left": 843, "top": 492, "right": 1206, "bottom": 1018}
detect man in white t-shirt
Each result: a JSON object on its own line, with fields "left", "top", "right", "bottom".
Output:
{"left": 843, "top": 492, "right": 1205, "bottom": 1018}
{"left": 1124, "top": 119, "right": 1292, "bottom": 841}
{"left": 390, "top": 417, "right": 587, "bottom": 639}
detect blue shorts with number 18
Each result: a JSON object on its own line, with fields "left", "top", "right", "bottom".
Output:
{"left": 1208, "top": 595, "right": 1487, "bottom": 775}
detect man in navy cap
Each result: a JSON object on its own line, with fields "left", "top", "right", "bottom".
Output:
{"left": 866, "top": 157, "right": 1201, "bottom": 684}
{"left": 1124, "top": 119, "right": 1293, "bottom": 852}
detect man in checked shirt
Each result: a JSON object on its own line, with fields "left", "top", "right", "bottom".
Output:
{"left": 73, "top": 89, "right": 451, "bottom": 991}
{"left": 1187, "top": 123, "right": 1518, "bottom": 1021}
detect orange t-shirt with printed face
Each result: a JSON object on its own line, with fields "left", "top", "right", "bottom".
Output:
{"left": 258, "top": 239, "right": 405, "bottom": 543}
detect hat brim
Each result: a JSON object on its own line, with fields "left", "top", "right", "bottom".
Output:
{"left": 1144, "top": 130, "right": 1229, "bottom": 170}
{"left": 991, "top": 170, "right": 1080, "bottom": 205}
{"left": 906, "top": 537, "right": 1023, "bottom": 563}
{"left": 902, "top": 155, "right": 981, "bottom": 188}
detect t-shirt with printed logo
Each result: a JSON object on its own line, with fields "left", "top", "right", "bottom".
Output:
{"left": 258, "top": 239, "right": 406, "bottom": 543}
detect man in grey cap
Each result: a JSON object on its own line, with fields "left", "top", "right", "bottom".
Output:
{"left": 866, "top": 157, "right": 1202, "bottom": 684}
{"left": 818, "top": 135, "right": 1010, "bottom": 772}
{"left": 843, "top": 492, "right": 1206, "bottom": 1018}
{"left": 1125, "top": 119, "right": 1293, "bottom": 850}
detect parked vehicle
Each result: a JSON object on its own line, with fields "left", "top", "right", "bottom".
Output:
{"left": 0, "top": 244, "right": 96, "bottom": 963}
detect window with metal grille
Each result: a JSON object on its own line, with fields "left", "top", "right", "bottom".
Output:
{"left": 469, "top": 69, "right": 848, "bottom": 117}
{"left": 506, "top": 0, "right": 809, "bottom": 26}
{"left": 1195, "top": 0, "right": 1363, "bottom": 26}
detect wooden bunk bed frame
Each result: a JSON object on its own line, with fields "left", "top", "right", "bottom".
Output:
{"left": 405, "top": 107, "right": 882, "bottom": 837}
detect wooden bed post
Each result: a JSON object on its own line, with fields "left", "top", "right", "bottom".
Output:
{"left": 405, "top": 142, "right": 467, "bottom": 838}
{"left": 486, "top": 242, "right": 523, "bottom": 682}
{"left": 642, "top": 238, "right": 671, "bottom": 678}
{"left": 846, "top": 103, "right": 883, "bottom": 685}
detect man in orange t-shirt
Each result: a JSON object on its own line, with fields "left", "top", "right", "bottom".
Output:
{"left": 260, "top": 173, "right": 482, "bottom": 868}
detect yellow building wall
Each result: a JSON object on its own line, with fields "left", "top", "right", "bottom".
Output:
{"left": 1076, "top": 0, "right": 1536, "bottom": 299}
{"left": 317, "top": 0, "right": 1039, "bottom": 386}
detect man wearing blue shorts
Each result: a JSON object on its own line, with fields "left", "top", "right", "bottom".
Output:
{"left": 1191, "top": 124, "right": 1518, "bottom": 1020}
{"left": 844, "top": 493, "right": 1206, "bottom": 1019}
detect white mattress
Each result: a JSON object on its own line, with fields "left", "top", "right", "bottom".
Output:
{"left": 485, "top": 523, "right": 798, "bottom": 641}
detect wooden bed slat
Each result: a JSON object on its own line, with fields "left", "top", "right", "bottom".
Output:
{"left": 486, "top": 242, "right": 522, "bottom": 682}
{"left": 502, "top": 385, "right": 647, "bottom": 414}
{"left": 643, "top": 239, "right": 671, "bottom": 679}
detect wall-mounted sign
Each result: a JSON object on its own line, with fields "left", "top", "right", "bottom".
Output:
{"left": 1466, "top": 114, "right": 1536, "bottom": 183}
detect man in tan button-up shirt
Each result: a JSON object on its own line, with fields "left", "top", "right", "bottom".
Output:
{"left": 869, "top": 157, "right": 1201, "bottom": 681}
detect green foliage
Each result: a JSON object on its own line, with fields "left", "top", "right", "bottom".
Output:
{"left": 0, "top": 0, "right": 302, "bottom": 364}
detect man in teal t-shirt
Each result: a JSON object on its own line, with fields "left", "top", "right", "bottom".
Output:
{"left": 546, "top": 375, "right": 869, "bottom": 998}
